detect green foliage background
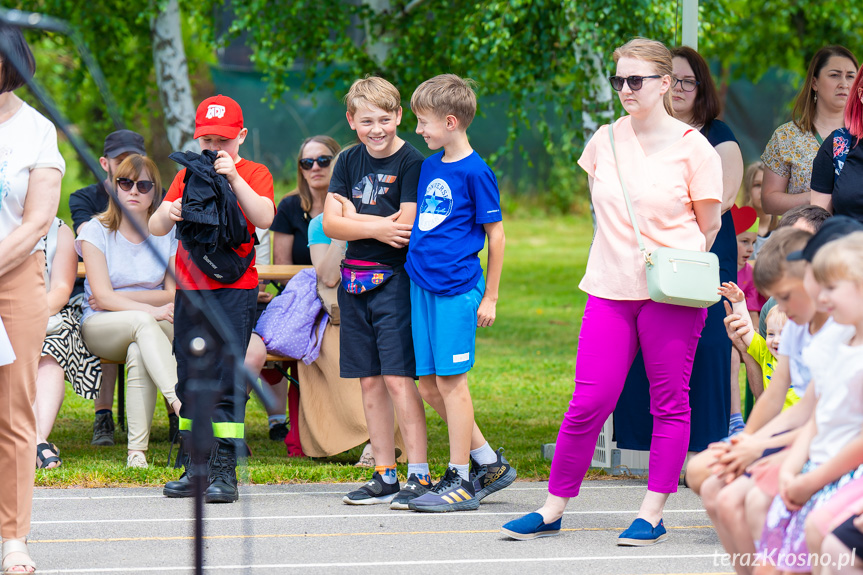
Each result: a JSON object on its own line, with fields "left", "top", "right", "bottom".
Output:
{"left": 11, "top": 0, "right": 863, "bottom": 209}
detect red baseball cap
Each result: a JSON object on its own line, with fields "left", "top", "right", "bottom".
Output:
{"left": 194, "top": 95, "right": 244, "bottom": 139}
{"left": 731, "top": 205, "right": 758, "bottom": 235}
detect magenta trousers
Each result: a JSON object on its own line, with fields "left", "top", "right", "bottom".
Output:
{"left": 549, "top": 296, "right": 707, "bottom": 497}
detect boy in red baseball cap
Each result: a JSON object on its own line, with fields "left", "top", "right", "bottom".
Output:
{"left": 150, "top": 95, "right": 275, "bottom": 503}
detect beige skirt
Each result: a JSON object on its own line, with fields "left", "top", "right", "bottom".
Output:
{"left": 296, "top": 323, "right": 406, "bottom": 460}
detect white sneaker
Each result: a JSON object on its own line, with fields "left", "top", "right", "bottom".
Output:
{"left": 127, "top": 452, "right": 148, "bottom": 468}
{"left": 354, "top": 443, "right": 375, "bottom": 468}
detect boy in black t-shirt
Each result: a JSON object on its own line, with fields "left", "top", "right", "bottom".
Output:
{"left": 323, "top": 76, "right": 431, "bottom": 509}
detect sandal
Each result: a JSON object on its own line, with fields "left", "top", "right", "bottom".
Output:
{"left": 36, "top": 442, "right": 61, "bottom": 470}
{"left": 2, "top": 539, "right": 35, "bottom": 573}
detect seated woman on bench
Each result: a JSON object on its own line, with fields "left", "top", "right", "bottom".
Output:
{"left": 77, "top": 154, "right": 181, "bottom": 469}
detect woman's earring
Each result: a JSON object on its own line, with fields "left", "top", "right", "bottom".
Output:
{"left": 814, "top": 92, "right": 818, "bottom": 103}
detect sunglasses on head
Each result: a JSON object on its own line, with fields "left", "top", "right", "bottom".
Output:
{"left": 608, "top": 75, "right": 662, "bottom": 92}
{"left": 116, "top": 177, "right": 155, "bottom": 193}
{"left": 299, "top": 155, "right": 334, "bottom": 170}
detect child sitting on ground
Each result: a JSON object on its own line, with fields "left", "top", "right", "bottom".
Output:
{"left": 720, "top": 282, "right": 788, "bottom": 406}
{"left": 756, "top": 231, "right": 863, "bottom": 574}
{"left": 729, "top": 204, "right": 764, "bottom": 434}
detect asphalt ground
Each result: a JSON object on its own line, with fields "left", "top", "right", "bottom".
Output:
{"left": 28, "top": 478, "right": 733, "bottom": 575}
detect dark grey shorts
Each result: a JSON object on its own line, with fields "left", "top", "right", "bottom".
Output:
{"left": 337, "top": 266, "right": 415, "bottom": 379}
{"left": 833, "top": 515, "right": 863, "bottom": 560}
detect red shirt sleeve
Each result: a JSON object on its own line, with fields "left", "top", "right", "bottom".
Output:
{"left": 164, "top": 169, "right": 187, "bottom": 203}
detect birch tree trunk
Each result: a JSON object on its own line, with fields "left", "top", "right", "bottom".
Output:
{"left": 362, "top": 0, "right": 392, "bottom": 65}
{"left": 151, "top": 0, "right": 197, "bottom": 152}
{"left": 575, "top": 44, "right": 615, "bottom": 229}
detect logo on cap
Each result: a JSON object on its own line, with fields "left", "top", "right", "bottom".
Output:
{"left": 206, "top": 105, "right": 226, "bottom": 119}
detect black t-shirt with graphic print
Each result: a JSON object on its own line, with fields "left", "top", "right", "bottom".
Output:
{"left": 811, "top": 131, "right": 863, "bottom": 224}
{"left": 329, "top": 141, "right": 423, "bottom": 266}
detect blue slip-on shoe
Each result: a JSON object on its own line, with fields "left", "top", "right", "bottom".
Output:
{"left": 617, "top": 518, "right": 667, "bottom": 546}
{"left": 500, "top": 512, "right": 562, "bottom": 540}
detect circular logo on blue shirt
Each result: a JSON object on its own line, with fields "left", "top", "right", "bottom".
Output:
{"left": 418, "top": 178, "right": 452, "bottom": 231}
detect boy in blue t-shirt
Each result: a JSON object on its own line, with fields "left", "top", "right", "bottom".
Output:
{"left": 404, "top": 74, "right": 516, "bottom": 512}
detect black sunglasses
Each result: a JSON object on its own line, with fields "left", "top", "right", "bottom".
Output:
{"left": 299, "top": 155, "right": 334, "bottom": 170}
{"left": 608, "top": 75, "right": 662, "bottom": 92}
{"left": 116, "top": 178, "right": 155, "bottom": 193}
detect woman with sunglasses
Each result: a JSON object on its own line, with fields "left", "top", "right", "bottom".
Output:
{"left": 761, "top": 46, "right": 857, "bottom": 216}
{"left": 77, "top": 154, "right": 181, "bottom": 468}
{"left": 271, "top": 136, "right": 342, "bottom": 267}
{"left": 615, "top": 46, "right": 745, "bottom": 460}
{"left": 502, "top": 38, "right": 722, "bottom": 544}
{"left": 243, "top": 136, "right": 342, "bottom": 444}
{"left": 0, "top": 22, "right": 65, "bottom": 574}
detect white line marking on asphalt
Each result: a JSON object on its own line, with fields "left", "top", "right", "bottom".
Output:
{"left": 31, "top": 484, "right": 647, "bottom": 501}
{"left": 32, "top": 508, "right": 706, "bottom": 526}
{"left": 33, "top": 553, "right": 723, "bottom": 573}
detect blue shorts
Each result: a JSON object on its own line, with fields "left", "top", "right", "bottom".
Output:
{"left": 410, "top": 277, "right": 484, "bottom": 377}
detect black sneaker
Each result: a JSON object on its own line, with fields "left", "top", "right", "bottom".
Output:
{"left": 409, "top": 467, "right": 479, "bottom": 512}
{"left": 91, "top": 412, "right": 115, "bottom": 446}
{"left": 205, "top": 444, "right": 239, "bottom": 504}
{"left": 471, "top": 447, "right": 517, "bottom": 501}
{"left": 343, "top": 472, "right": 399, "bottom": 505}
{"left": 269, "top": 422, "right": 289, "bottom": 442}
{"left": 390, "top": 473, "right": 432, "bottom": 510}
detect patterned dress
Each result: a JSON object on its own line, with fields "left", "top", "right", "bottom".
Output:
{"left": 761, "top": 121, "right": 821, "bottom": 195}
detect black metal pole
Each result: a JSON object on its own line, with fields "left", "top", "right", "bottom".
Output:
{"left": 186, "top": 335, "right": 215, "bottom": 575}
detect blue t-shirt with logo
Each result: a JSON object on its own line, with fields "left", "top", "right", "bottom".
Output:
{"left": 405, "top": 151, "right": 502, "bottom": 296}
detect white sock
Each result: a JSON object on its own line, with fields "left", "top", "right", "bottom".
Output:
{"left": 470, "top": 442, "right": 497, "bottom": 465}
{"left": 449, "top": 463, "right": 470, "bottom": 482}
{"left": 408, "top": 463, "right": 430, "bottom": 481}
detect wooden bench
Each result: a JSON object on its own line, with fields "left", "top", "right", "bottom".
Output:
{"left": 76, "top": 263, "right": 312, "bottom": 430}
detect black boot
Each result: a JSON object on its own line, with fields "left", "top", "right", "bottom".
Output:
{"left": 163, "top": 446, "right": 205, "bottom": 498}
{"left": 205, "top": 443, "right": 239, "bottom": 503}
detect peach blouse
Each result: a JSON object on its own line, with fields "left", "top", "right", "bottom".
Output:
{"left": 577, "top": 116, "right": 723, "bottom": 300}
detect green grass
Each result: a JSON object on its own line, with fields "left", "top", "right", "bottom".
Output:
{"left": 36, "top": 215, "right": 596, "bottom": 487}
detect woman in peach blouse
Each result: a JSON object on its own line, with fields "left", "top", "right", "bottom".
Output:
{"left": 502, "top": 38, "right": 722, "bottom": 545}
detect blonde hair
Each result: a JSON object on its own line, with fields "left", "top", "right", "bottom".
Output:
{"left": 739, "top": 161, "right": 764, "bottom": 207}
{"left": 765, "top": 306, "right": 788, "bottom": 330}
{"left": 613, "top": 38, "right": 674, "bottom": 116}
{"left": 344, "top": 76, "right": 401, "bottom": 115}
{"left": 812, "top": 231, "right": 863, "bottom": 285}
{"left": 98, "top": 154, "right": 162, "bottom": 233}
{"left": 410, "top": 74, "right": 477, "bottom": 128}
{"left": 293, "top": 135, "right": 341, "bottom": 213}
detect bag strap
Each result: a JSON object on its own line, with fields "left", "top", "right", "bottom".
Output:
{"left": 607, "top": 122, "right": 650, "bottom": 262}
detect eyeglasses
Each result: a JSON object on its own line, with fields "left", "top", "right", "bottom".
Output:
{"left": 299, "top": 155, "right": 334, "bottom": 170}
{"left": 673, "top": 77, "right": 700, "bottom": 92}
{"left": 608, "top": 75, "right": 662, "bottom": 92}
{"left": 116, "top": 178, "right": 155, "bottom": 193}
